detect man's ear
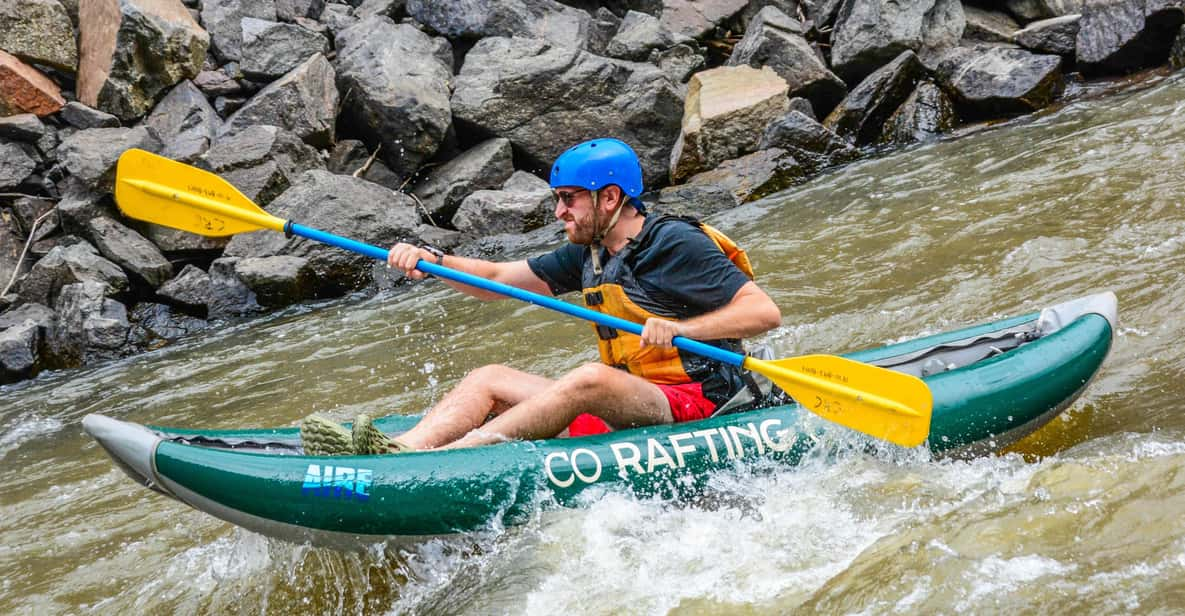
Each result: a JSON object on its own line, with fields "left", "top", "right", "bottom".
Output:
{"left": 604, "top": 185, "right": 624, "bottom": 210}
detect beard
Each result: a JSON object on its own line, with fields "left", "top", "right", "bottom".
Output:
{"left": 562, "top": 212, "right": 596, "bottom": 245}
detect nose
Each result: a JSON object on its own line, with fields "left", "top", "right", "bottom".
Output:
{"left": 554, "top": 197, "right": 566, "bottom": 219}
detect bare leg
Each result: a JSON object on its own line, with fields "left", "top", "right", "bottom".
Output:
{"left": 398, "top": 364, "right": 553, "bottom": 449}
{"left": 447, "top": 363, "right": 673, "bottom": 449}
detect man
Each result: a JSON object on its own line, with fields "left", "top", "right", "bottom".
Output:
{"left": 301, "top": 138, "right": 781, "bottom": 455}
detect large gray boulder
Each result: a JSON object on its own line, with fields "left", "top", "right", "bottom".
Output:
{"left": 757, "top": 111, "right": 860, "bottom": 174}
{"left": 45, "top": 280, "right": 129, "bottom": 368}
{"left": 144, "top": 80, "right": 222, "bottom": 162}
{"left": 0, "top": 142, "right": 37, "bottom": 191}
{"left": 220, "top": 53, "right": 338, "bottom": 148}
{"left": 127, "top": 302, "right": 207, "bottom": 345}
{"left": 223, "top": 170, "right": 424, "bottom": 297}
{"left": 606, "top": 10, "right": 691, "bottom": 60}
{"left": 878, "top": 81, "right": 958, "bottom": 147}
{"left": 55, "top": 184, "right": 121, "bottom": 242}
{"left": 77, "top": 0, "right": 209, "bottom": 121}
{"left": 683, "top": 148, "right": 805, "bottom": 203}
{"left": 726, "top": 6, "right": 847, "bottom": 117}
{"left": 823, "top": 50, "right": 928, "bottom": 146}
{"left": 933, "top": 45, "right": 1064, "bottom": 118}
{"left": 59, "top": 102, "right": 120, "bottom": 129}
{"left": 1007, "top": 0, "right": 1086, "bottom": 21}
{"left": 335, "top": 17, "right": 453, "bottom": 181}
{"left": 0, "top": 320, "right": 41, "bottom": 383}
{"left": 831, "top": 0, "right": 964, "bottom": 84}
{"left": 669, "top": 65, "right": 790, "bottom": 184}
{"left": 233, "top": 255, "right": 313, "bottom": 307}
{"left": 56, "top": 126, "right": 162, "bottom": 191}
{"left": 406, "top": 0, "right": 591, "bottom": 48}
{"left": 411, "top": 138, "right": 516, "bottom": 227}
{"left": 87, "top": 217, "right": 174, "bottom": 288}
{"left": 276, "top": 0, "right": 325, "bottom": 21}
{"left": 658, "top": 0, "right": 751, "bottom": 40}
{"left": 201, "top": 0, "right": 278, "bottom": 62}
{"left": 205, "top": 257, "right": 260, "bottom": 318}
{"left": 452, "top": 37, "right": 683, "bottom": 191}
{"left": 963, "top": 6, "right": 1021, "bottom": 43}
{"left": 452, "top": 171, "right": 553, "bottom": 236}
{"left": 0, "top": 302, "right": 56, "bottom": 331}
{"left": 17, "top": 242, "right": 128, "bottom": 307}
{"left": 240, "top": 17, "right": 331, "bottom": 81}
{"left": 1076, "top": 0, "right": 1185, "bottom": 75}
{"left": 1015, "top": 15, "right": 1082, "bottom": 56}
{"left": 0, "top": 0, "right": 78, "bottom": 72}
{"left": 200, "top": 124, "right": 324, "bottom": 207}
{"left": 157, "top": 264, "right": 211, "bottom": 312}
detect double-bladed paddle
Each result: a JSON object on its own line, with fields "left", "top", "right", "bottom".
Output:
{"left": 113, "top": 148, "right": 933, "bottom": 447}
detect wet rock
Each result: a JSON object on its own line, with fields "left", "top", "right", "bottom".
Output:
{"left": 651, "top": 43, "right": 705, "bottom": 85}
{"left": 317, "top": 3, "right": 358, "bottom": 36}
{"left": 684, "top": 148, "right": 805, "bottom": 203}
{"left": 0, "top": 320, "right": 40, "bottom": 383}
{"left": 406, "top": 0, "right": 591, "bottom": 48}
{"left": 223, "top": 170, "right": 423, "bottom": 297}
{"left": 1172, "top": 24, "right": 1185, "bottom": 68}
{"left": 233, "top": 255, "right": 314, "bottom": 306}
{"left": 200, "top": 124, "right": 324, "bottom": 207}
{"left": 452, "top": 36, "right": 683, "bottom": 190}
{"left": 157, "top": 264, "right": 210, "bottom": 312}
{"left": 1076, "top": 0, "right": 1185, "bottom": 76}
{"left": 335, "top": 17, "right": 452, "bottom": 181}
{"left": 17, "top": 242, "right": 128, "bottom": 307}
{"left": 0, "top": 114, "right": 50, "bottom": 145}
{"left": 658, "top": 0, "right": 750, "bottom": 40}
{"left": 56, "top": 126, "right": 162, "bottom": 190}
{"left": 831, "top": 0, "right": 964, "bottom": 84}
{"left": 56, "top": 183, "right": 120, "bottom": 242}
{"left": 0, "top": 213, "right": 28, "bottom": 296}
{"left": 452, "top": 171, "right": 553, "bottom": 236}
{"left": 0, "top": 51, "right": 66, "bottom": 117}
{"left": 127, "top": 301, "right": 206, "bottom": 345}
{"left": 194, "top": 65, "right": 244, "bottom": 98}
{"left": 201, "top": 0, "right": 278, "bottom": 62}
{"left": 143, "top": 80, "right": 222, "bottom": 162}
{"left": 669, "top": 65, "right": 789, "bottom": 184}
{"left": 878, "top": 81, "right": 958, "bottom": 147}
{"left": 651, "top": 182, "right": 739, "bottom": 218}
{"left": 77, "top": 0, "right": 209, "bottom": 121}
{"left": 726, "top": 6, "right": 846, "bottom": 117}
{"left": 46, "top": 280, "right": 129, "bottom": 367}
{"left": 0, "top": 303, "right": 55, "bottom": 332}
{"left": 0, "top": 142, "right": 37, "bottom": 191}
{"left": 823, "top": 50, "right": 927, "bottom": 146}
{"left": 607, "top": 10, "right": 691, "bottom": 60}
{"left": 205, "top": 257, "right": 260, "bottom": 318}
{"left": 933, "top": 45, "right": 1064, "bottom": 118}
{"left": 59, "top": 102, "right": 121, "bottom": 130}
{"left": 411, "top": 138, "right": 515, "bottom": 227}
{"left": 1015, "top": 15, "right": 1082, "bottom": 56}
{"left": 0, "top": 0, "right": 78, "bottom": 72}
{"left": 220, "top": 53, "right": 338, "bottom": 148}
{"left": 276, "top": 0, "right": 326, "bottom": 21}
{"left": 87, "top": 217, "right": 174, "bottom": 288}
{"left": 964, "top": 6, "right": 1021, "bottom": 43}
{"left": 588, "top": 7, "right": 621, "bottom": 55}
{"left": 1007, "top": 0, "right": 1086, "bottom": 22}
{"left": 240, "top": 17, "right": 331, "bottom": 81}
{"left": 758, "top": 111, "right": 860, "bottom": 174}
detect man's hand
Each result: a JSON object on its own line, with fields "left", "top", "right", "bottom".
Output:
{"left": 640, "top": 317, "right": 684, "bottom": 348}
{"left": 387, "top": 242, "right": 434, "bottom": 280}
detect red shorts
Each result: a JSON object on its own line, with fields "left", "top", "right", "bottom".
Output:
{"left": 567, "top": 382, "right": 717, "bottom": 437}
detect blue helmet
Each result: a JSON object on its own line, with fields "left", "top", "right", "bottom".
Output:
{"left": 550, "top": 138, "right": 644, "bottom": 205}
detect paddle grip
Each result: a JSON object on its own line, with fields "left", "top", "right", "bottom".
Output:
{"left": 286, "top": 222, "right": 745, "bottom": 368}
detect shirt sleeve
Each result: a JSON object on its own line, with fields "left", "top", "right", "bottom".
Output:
{"left": 633, "top": 222, "right": 752, "bottom": 314}
{"left": 527, "top": 243, "right": 585, "bottom": 295}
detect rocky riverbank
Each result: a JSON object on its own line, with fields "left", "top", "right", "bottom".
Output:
{"left": 1, "top": 0, "right": 1183, "bottom": 385}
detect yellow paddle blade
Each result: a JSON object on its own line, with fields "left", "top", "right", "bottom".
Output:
{"left": 114, "top": 148, "right": 284, "bottom": 237}
{"left": 745, "top": 354, "right": 932, "bottom": 448}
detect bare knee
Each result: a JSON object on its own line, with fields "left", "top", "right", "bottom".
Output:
{"left": 563, "top": 363, "right": 619, "bottom": 398}
{"left": 460, "top": 364, "right": 516, "bottom": 388}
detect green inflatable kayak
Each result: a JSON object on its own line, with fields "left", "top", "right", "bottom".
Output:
{"left": 84, "top": 292, "right": 1116, "bottom": 546}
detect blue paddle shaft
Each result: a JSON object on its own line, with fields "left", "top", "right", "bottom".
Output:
{"left": 288, "top": 222, "right": 745, "bottom": 368}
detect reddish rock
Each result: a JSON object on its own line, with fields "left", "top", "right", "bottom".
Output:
{"left": 0, "top": 51, "right": 66, "bottom": 117}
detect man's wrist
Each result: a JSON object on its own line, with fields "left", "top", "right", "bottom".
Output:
{"left": 422, "top": 245, "right": 445, "bottom": 266}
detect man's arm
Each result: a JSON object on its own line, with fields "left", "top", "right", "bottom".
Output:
{"left": 387, "top": 243, "right": 553, "bottom": 300}
{"left": 639, "top": 281, "right": 781, "bottom": 348}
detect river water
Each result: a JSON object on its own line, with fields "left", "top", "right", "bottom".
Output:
{"left": 3, "top": 70, "right": 1185, "bottom": 615}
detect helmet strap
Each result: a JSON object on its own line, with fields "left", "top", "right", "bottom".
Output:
{"left": 588, "top": 189, "right": 627, "bottom": 276}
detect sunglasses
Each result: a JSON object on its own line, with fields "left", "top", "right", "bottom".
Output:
{"left": 554, "top": 188, "right": 589, "bottom": 206}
